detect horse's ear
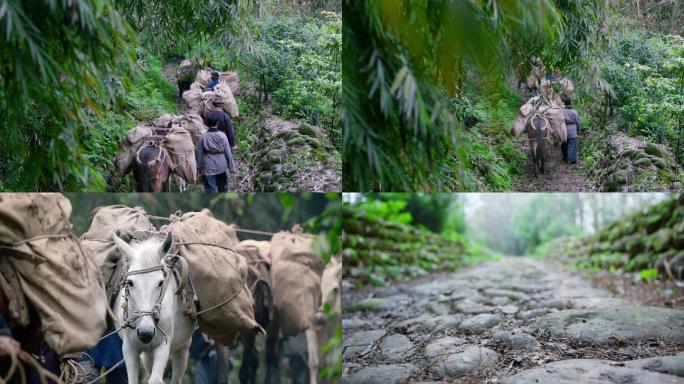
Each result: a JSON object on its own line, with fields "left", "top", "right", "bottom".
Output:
{"left": 159, "top": 231, "right": 173, "bottom": 258}
{"left": 112, "top": 232, "right": 134, "bottom": 261}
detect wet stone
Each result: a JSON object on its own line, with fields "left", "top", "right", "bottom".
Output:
{"left": 344, "top": 363, "right": 417, "bottom": 384}
{"left": 503, "top": 357, "right": 684, "bottom": 384}
{"left": 423, "top": 314, "right": 463, "bottom": 332}
{"left": 456, "top": 300, "right": 496, "bottom": 314}
{"left": 535, "top": 306, "right": 684, "bottom": 345}
{"left": 518, "top": 308, "right": 550, "bottom": 320}
{"left": 494, "top": 331, "right": 539, "bottom": 351}
{"left": 426, "top": 301, "right": 451, "bottom": 316}
{"left": 424, "top": 336, "right": 467, "bottom": 360}
{"left": 460, "top": 314, "right": 502, "bottom": 334}
{"left": 379, "top": 334, "right": 414, "bottom": 362}
{"left": 489, "top": 296, "right": 511, "bottom": 306}
{"left": 429, "top": 345, "right": 499, "bottom": 378}
{"left": 500, "top": 304, "right": 519, "bottom": 314}
{"left": 484, "top": 288, "right": 530, "bottom": 302}
{"left": 343, "top": 318, "right": 372, "bottom": 330}
{"left": 532, "top": 298, "right": 573, "bottom": 310}
{"left": 343, "top": 330, "right": 386, "bottom": 360}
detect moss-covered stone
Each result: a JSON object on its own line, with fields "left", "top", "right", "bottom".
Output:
{"left": 633, "top": 158, "right": 653, "bottom": 167}
{"left": 267, "top": 149, "right": 281, "bottom": 164}
{"left": 644, "top": 143, "right": 663, "bottom": 158}
{"left": 626, "top": 237, "right": 646, "bottom": 256}
{"left": 298, "top": 123, "right": 321, "bottom": 138}
{"left": 287, "top": 137, "right": 307, "bottom": 147}
{"left": 650, "top": 228, "right": 673, "bottom": 253}
{"left": 605, "top": 170, "right": 629, "bottom": 192}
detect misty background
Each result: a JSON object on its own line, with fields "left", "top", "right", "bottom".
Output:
{"left": 344, "top": 193, "right": 668, "bottom": 255}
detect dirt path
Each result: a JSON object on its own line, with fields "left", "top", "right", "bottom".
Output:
{"left": 512, "top": 143, "right": 591, "bottom": 192}
{"left": 342, "top": 257, "right": 684, "bottom": 383}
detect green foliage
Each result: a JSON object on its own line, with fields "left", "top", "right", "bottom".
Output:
{"left": 342, "top": 0, "right": 576, "bottom": 191}
{"left": 0, "top": 0, "right": 136, "bottom": 190}
{"left": 640, "top": 268, "right": 658, "bottom": 281}
{"left": 343, "top": 194, "right": 495, "bottom": 286}
{"left": 356, "top": 200, "right": 413, "bottom": 225}
{"left": 603, "top": 31, "right": 684, "bottom": 162}
{"left": 237, "top": 11, "right": 341, "bottom": 151}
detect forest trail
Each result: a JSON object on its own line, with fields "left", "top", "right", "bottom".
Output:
{"left": 512, "top": 143, "right": 590, "bottom": 192}
{"left": 159, "top": 62, "right": 341, "bottom": 192}
{"left": 342, "top": 257, "right": 684, "bottom": 383}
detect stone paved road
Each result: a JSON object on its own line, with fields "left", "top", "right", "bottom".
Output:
{"left": 342, "top": 257, "right": 684, "bottom": 383}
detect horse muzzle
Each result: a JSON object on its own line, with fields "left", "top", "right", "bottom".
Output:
{"left": 137, "top": 328, "right": 156, "bottom": 344}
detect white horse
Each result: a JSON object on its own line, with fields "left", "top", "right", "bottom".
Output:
{"left": 112, "top": 232, "right": 196, "bottom": 384}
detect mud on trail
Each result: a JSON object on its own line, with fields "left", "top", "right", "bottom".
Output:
{"left": 342, "top": 257, "right": 684, "bottom": 383}
{"left": 513, "top": 142, "right": 590, "bottom": 192}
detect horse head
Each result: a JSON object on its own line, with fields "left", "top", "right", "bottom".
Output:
{"left": 112, "top": 231, "right": 173, "bottom": 344}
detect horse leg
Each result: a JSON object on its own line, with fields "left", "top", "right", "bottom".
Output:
{"left": 148, "top": 344, "right": 171, "bottom": 384}
{"left": 215, "top": 344, "right": 230, "bottom": 384}
{"left": 141, "top": 351, "right": 153, "bottom": 381}
{"left": 265, "top": 313, "right": 281, "bottom": 384}
{"left": 305, "top": 328, "right": 319, "bottom": 384}
{"left": 239, "top": 334, "right": 258, "bottom": 384}
{"left": 171, "top": 347, "right": 190, "bottom": 384}
{"left": 122, "top": 340, "right": 141, "bottom": 384}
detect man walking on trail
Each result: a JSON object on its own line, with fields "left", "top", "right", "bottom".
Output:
{"left": 196, "top": 114, "right": 235, "bottom": 193}
{"left": 561, "top": 94, "right": 581, "bottom": 165}
{"left": 205, "top": 71, "right": 220, "bottom": 91}
{"left": 205, "top": 107, "right": 237, "bottom": 153}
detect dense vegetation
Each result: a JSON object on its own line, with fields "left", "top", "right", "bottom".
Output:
{"left": 343, "top": 0, "right": 684, "bottom": 191}
{"left": 543, "top": 194, "right": 684, "bottom": 282}
{"left": 343, "top": 193, "right": 667, "bottom": 286}
{"left": 0, "top": 0, "right": 341, "bottom": 191}
{"left": 343, "top": 194, "right": 496, "bottom": 286}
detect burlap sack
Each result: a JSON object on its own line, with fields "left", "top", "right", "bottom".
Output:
{"left": 164, "top": 126, "right": 197, "bottom": 183}
{"left": 195, "top": 70, "right": 212, "bottom": 87}
{"left": 115, "top": 125, "right": 154, "bottom": 176}
{"left": 321, "top": 257, "right": 342, "bottom": 311}
{"left": 183, "top": 89, "right": 203, "bottom": 112}
{"left": 176, "top": 60, "right": 195, "bottom": 83}
{"left": 219, "top": 71, "right": 240, "bottom": 96}
{"left": 235, "top": 240, "right": 271, "bottom": 291}
{"left": 270, "top": 226, "right": 325, "bottom": 336}
{"left": 81, "top": 205, "right": 155, "bottom": 300}
{"left": 0, "top": 194, "right": 107, "bottom": 355}
{"left": 169, "top": 210, "right": 259, "bottom": 345}
{"left": 154, "top": 114, "right": 181, "bottom": 128}
{"left": 214, "top": 82, "right": 239, "bottom": 118}
{"left": 511, "top": 115, "right": 529, "bottom": 137}
{"left": 544, "top": 106, "right": 568, "bottom": 143}
{"left": 180, "top": 113, "right": 207, "bottom": 147}
{"left": 237, "top": 240, "right": 271, "bottom": 260}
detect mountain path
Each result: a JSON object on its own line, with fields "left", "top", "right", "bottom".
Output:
{"left": 512, "top": 143, "right": 591, "bottom": 192}
{"left": 342, "top": 257, "right": 684, "bottom": 383}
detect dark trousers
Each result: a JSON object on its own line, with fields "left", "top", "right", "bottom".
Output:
{"left": 203, "top": 172, "right": 228, "bottom": 193}
{"left": 561, "top": 138, "right": 578, "bottom": 164}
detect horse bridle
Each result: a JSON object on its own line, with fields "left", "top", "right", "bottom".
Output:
{"left": 120, "top": 263, "right": 171, "bottom": 340}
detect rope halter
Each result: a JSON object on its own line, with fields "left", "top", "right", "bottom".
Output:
{"left": 120, "top": 264, "right": 170, "bottom": 341}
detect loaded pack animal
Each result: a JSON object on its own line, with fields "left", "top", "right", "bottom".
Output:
{"left": 526, "top": 114, "right": 551, "bottom": 176}
{"left": 112, "top": 231, "right": 196, "bottom": 384}
{"left": 132, "top": 122, "right": 187, "bottom": 193}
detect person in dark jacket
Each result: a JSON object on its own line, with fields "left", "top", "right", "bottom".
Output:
{"left": 205, "top": 108, "right": 237, "bottom": 152}
{"left": 205, "top": 72, "right": 220, "bottom": 91}
{"left": 561, "top": 94, "right": 581, "bottom": 165}
{"left": 0, "top": 315, "right": 20, "bottom": 356}
{"left": 196, "top": 114, "right": 235, "bottom": 193}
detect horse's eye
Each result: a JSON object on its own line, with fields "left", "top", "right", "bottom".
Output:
{"left": 127, "top": 280, "right": 134, "bottom": 287}
{"left": 158, "top": 280, "right": 164, "bottom": 287}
